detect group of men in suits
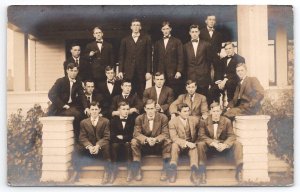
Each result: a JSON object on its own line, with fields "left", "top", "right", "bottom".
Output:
{"left": 47, "top": 15, "right": 265, "bottom": 185}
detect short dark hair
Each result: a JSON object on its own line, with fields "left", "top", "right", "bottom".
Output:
{"left": 144, "top": 99, "right": 156, "bottom": 107}
{"left": 236, "top": 63, "right": 247, "bottom": 70}
{"left": 189, "top": 24, "right": 200, "bottom": 31}
{"left": 105, "top": 65, "right": 115, "bottom": 72}
{"left": 90, "top": 101, "right": 100, "bottom": 109}
{"left": 186, "top": 80, "right": 197, "bottom": 86}
{"left": 131, "top": 18, "right": 141, "bottom": 25}
{"left": 223, "top": 42, "right": 235, "bottom": 48}
{"left": 66, "top": 62, "right": 78, "bottom": 70}
{"left": 70, "top": 43, "right": 81, "bottom": 50}
{"left": 161, "top": 21, "right": 171, "bottom": 28}
{"left": 210, "top": 102, "right": 220, "bottom": 109}
{"left": 206, "top": 14, "right": 216, "bottom": 19}
{"left": 177, "top": 103, "right": 190, "bottom": 112}
{"left": 92, "top": 26, "right": 103, "bottom": 33}
{"left": 84, "top": 79, "right": 94, "bottom": 86}
{"left": 154, "top": 72, "right": 165, "bottom": 78}
{"left": 118, "top": 101, "right": 129, "bottom": 109}
{"left": 121, "top": 78, "right": 132, "bottom": 86}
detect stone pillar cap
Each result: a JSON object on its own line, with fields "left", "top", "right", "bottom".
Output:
{"left": 39, "top": 116, "right": 75, "bottom": 121}
{"left": 235, "top": 115, "right": 271, "bottom": 120}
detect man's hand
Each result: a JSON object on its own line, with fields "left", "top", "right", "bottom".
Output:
{"left": 146, "top": 137, "right": 156, "bottom": 146}
{"left": 116, "top": 135, "right": 124, "bottom": 140}
{"left": 93, "top": 145, "right": 101, "bottom": 154}
{"left": 202, "top": 114, "right": 208, "bottom": 120}
{"left": 174, "top": 72, "right": 181, "bottom": 79}
{"left": 210, "top": 141, "right": 219, "bottom": 149}
{"left": 145, "top": 73, "right": 152, "bottom": 81}
{"left": 129, "top": 108, "right": 138, "bottom": 114}
{"left": 112, "top": 111, "right": 120, "bottom": 116}
{"left": 217, "top": 143, "right": 229, "bottom": 152}
{"left": 117, "top": 72, "right": 124, "bottom": 80}
{"left": 89, "top": 51, "right": 96, "bottom": 57}
{"left": 186, "top": 142, "right": 196, "bottom": 149}
{"left": 84, "top": 108, "right": 90, "bottom": 116}
{"left": 155, "top": 104, "right": 162, "bottom": 112}
{"left": 87, "top": 146, "right": 95, "bottom": 154}
{"left": 63, "top": 105, "right": 70, "bottom": 109}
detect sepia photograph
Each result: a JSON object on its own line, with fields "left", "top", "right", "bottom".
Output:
{"left": 6, "top": 5, "right": 294, "bottom": 187}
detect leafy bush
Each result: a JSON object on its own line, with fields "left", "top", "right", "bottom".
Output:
{"left": 7, "top": 104, "right": 45, "bottom": 185}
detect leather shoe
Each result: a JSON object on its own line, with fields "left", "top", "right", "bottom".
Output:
{"left": 190, "top": 170, "right": 199, "bottom": 185}
{"left": 235, "top": 170, "right": 243, "bottom": 182}
{"left": 126, "top": 169, "right": 134, "bottom": 182}
{"left": 168, "top": 170, "right": 177, "bottom": 183}
{"left": 109, "top": 170, "right": 117, "bottom": 184}
{"left": 135, "top": 168, "right": 143, "bottom": 181}
{"left": 160, "top": 170, "right": 168, "bottom": 181}
{"left": 199, "top": 172, "right": 207, "bottom": 184}
{"left": 101, "top": 170, "right": 110, "bottom": 184}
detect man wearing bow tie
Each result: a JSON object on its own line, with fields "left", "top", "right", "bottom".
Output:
{"left": 118, "top": 18, "right": 152, "bottom": 98}
{"left": 111, "top": 79, "right": 142, "bottom": 117}
{"left": 78, "top": 102, "right": 112, "bottom": 184}
{"left": 110, "top": 101, "right": 137, "bottom": 183}
{"left": 209, "top": 42, "right": 245, "bottom": 105}
{"left": 63, "top": 43, "right": 90, "bottom": 82}
{"left": 184, "top": 25, "right": 213, "bottom": 98}
{"left": 85, "top": 26, "right": 114, "bottom": 89}
{"left": 197, "top": 102, "right": 243, "bottom": 184}
{"left": 82, "top": 80, "right": 104, "bottom": 117}
{"left": 131, "top": 99, "right": 172, "bottom": 182}
{"left": 153, "top": 21, "right": 184, "bottom": 97}
{"left": 224, "top": 63, "right": 264, "bottom": 119}
{"left": 48, "top": 63, "right": 87, "bottom": 141}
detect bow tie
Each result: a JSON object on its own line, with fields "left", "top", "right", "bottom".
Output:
{"left": 107, "top": 80, "right": 114, "bottom": 84}
{"left": 191, "top": 39, "right": 198, "bottom": 43}
{"left": 123, "top": 94, "right": 129, "bottom": 98}
{"left": 96, "top": 41, "right": 103, "bottom": 44}
{"left": 148, "top": 117, "right": 154, "bottom": 121}
{"left": 163, "top": 35, "right": 170, "bottom": 39}
{"left": 69, "top": 79, "right": 76, "bottom": 83}
{"left": 208, "top": 28, "right": 215, "bottom": 32}
{"left": 132, "top": 35, "right": 140, "bottom": 38}
{"left": 212, "top": 121, "right": 219, "bottom": 124}
{"left": 120, "top": 118, "right": 127, "bottom": 122}
{"left": 227, "top": 56, "right": 233, "bottom": 59}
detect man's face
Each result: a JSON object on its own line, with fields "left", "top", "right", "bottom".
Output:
{"left": 224, "top": 44, "right": 234, "bottom": 56}
{"left": 105, "top": 69, "right": 115, "bottom": 80}
{"left": 131, "top": 21, "right": 142, "bottom": 33}
{"left": 121, "top": 82, "right": 132, "bottom": 94}
{"left": 186, "top": 83, "right": 197, "bottom": 95}
{"left": 85, "top": 82, "right": 95, "bottom": 95}
{"left": 210, "top": 105, "right": 222, "bottom": 120}
{"left": 178, "top": 107, "right": 190, "bottom": 119}
{"left": 236, "top": 66, "right": 247, "bottom": 80}
{"left": 154, "top": 74, "right": 165, "bottom": 88}
{"left": 93, "top": 28, "right": 103, "bottom": 41}
{"left": 205, "top": 16, "right": 216, "bottom": 28}
{"left": 189, "top": 28, "right": 200, "bottom": 40}
{"left": 119, "top": 105, "right": 130, "bottom": 118}
{"left": 70, "top": 46, "right": 81, "bottom": 58}
{"left": 161, "top": 25, "right": 172, "bottom": 37}
{"left": 67, "top": 67, "right": 79, "bottom": 79}
{"left": 90, "top": 105, "right": 101, "bottom": 119}
{"left": 144, "top": 103, "right": 156, "bottom": 118}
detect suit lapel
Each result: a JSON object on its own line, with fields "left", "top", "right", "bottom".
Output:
{"left": 187, "top": 117, "right": 195, "bottom": 141}
{"left": 207, "top": 117, "right": 214, "bottom": 138}
{"left": 151, "top": 87, "right": 158, "bottom": 103}
{"left": 157, "top": 86, "right": 166, "bottom": 104}
{"left": 187, "top": 42, "right": 196, "bottom": 59}
{"left": 216, "top": 117, "right": 225, "bottom": 139}
{"left": 165, "top": 37, "right": 173, "bottom": 53}
{"left": 151, "top": 113, "right": 160, "bottom": 137}
{"left": 184, "top": 94, "right": 192, "bottom": 109}
{"left": 176, "top": 117, "right": 186, "bottom": 138}
{"left": 195, "top": 42, "right": 203, "bottom": 59}
{"left": 239, "top": 76, "right": 248, "bottom": 96}
{"left": 193, "top": 94, "right": 200, "bottom": 111}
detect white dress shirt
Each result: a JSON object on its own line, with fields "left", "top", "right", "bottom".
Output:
{"left": 73, "top": 56, "right": 80, "bottom": 66}
{"left": 68, "top": 78, "right": 75, "bottom": 103}
{"left": 155, "top": 86, "right": 162, "bottom": 103}
{"left": 163, "top": 35, "right": 170, "bottom": 48}
{"left": 91, "top": 116, "right": 99, "bottom": 127}
{"left": 96, "top": 41, "right": 103, "bottom": 52}
{"left": 147, "top": 116, "right": 155, "bottom": 131}
{"left": 192, "top": 39, "right": 199, "bottom": 56}
{"left": 207, "top": 27, "right": 214, "bottom": 38}
{"left": 179, "top": 117, "right": 187, "bottom": 127}
{"left": 107, "top": 81, "right": 114, "bottom": 94}
{"left": 132, "top": 33, "right": 140, "bottom": 43}
{"left": 213, "top": 123, "right": 218, "bottom": 139}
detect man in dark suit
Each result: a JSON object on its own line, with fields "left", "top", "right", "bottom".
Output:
{"left": 111, "top": 79, "right": 142, "bottom": 118}
{"left": 143, "top": 72, "right": 174, "bottom": 116}
{"left": 169, "top": 80, "right": 208, "bottom": 120}
{"left": 168, "top": 103, "right": 201, "bottom": 184}
{"left": 63, "top": 43, "right": 90, "bottom": 82}
{"left": 131, "top": 99, "right": 172, "bottom": 182}
{"left": 224, "top": 63, "right": 264, "bottom": 119}
{"left": 209, "top": 42, "right": 246, "bottom": 105}
{"left": 85, "top": 26, "right": 114, "bottom": 89}
{"left": 184, "top": 25, "right": 213, "bottom": 98}
{"left": 110, "top": 101, "right": 137, "bottom": 183}
{"left": 197, "top": 102, "right": 243, "bottom": 183}
{"left": 118, "top": 18, "right": 152, "bottom": 98}
{"left": 97, "top": 66, "right": 122, "bottom": 118}
{"left": 48, "top": 63, "right": 87, "bottom": 140}
{"left": 82, "top": 80, "right": 104, "bottom": 117}
{"left": 78, "top": 102, "right": 112, "bottom": 184}
{"left": 153, "top": 21, "right": 184, "bottom": 97}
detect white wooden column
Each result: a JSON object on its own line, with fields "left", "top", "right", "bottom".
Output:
{"left": 275, "top": 24, "right": 288, "bottom": 87}
{"left": 237, "top": 5, "right": 269, "bottom": 88}
{"left": 234, "top": 115, "right": 270, "bottom": 182}
{"left": 40, "top": 117, "right": 74, "bottom": 182}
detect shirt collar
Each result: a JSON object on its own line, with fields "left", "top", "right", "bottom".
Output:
{"left": 68, "top": 78, "right": 76, "bottom": 83}
{"left": 91, "top": 116, "right": 99, "bottom": 122}
{"left": 73, "top": 56, "right": 80, "bottom": 60}
{"left": 132, "top": 33, "right": 140, "bottom": 38}
{"left": 207, "top": 26, "right": 215, "bottom": 31}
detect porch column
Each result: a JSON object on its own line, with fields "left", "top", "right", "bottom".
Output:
{"left": 237, "top": 5, "right": 269, "bottom": 88}
{"left": 275, "top": 24, "right": 288, "bottom": 87}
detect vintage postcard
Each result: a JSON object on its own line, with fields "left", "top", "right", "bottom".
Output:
{"left": 6, "top": 5, "right": 294, "bottom": 187}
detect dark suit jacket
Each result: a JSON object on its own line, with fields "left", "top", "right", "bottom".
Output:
{"left": 48, "top": 77, "right": 87, "bottom": 114}
{"left": 85, "top": 41, "right": 114, "bottom": 81}
{"left": 153, "top": 36, "right": 184, "bottom": 78}
{"left": 199, "top": 116, "right": 236, "bottom": 147}
{"left": 79, "top": 117, "right": 110, "bottom": 148}
{"left": 228, "top": 76, "right": 264, "bottom": 114}
{"left": 82, "top": 92, "right": 104, "bottom": 109}
{"left": 199, "top": 27, "right": 223, "bottom": 55}
{"left": 183, "top": 40, "right": 213, "bottom": 87}
{"left": 63, "top": 57, "right": 90, "bottom": 82}
{"left": 169, "top": 116, "right": 200, "bottom": 147}
{"left": 110, "top": 92, "right": 142, "bottom": 114}
{"left": 143, "top": 86, "right": 174, "bottom": 114}
{"left": 110, "top": 114, "right": 136, "bottom": 143}
{"left": 169, "top": 93, "right": 209, "bottom": 118}
{"left": 119, "top": 34, "right": 152, "bottom": 79}
{"left": 133, "top": 113, "right": 170, "bottom": 144}
{"left": 215, "top": 53, "right": 245, "bottom": 82}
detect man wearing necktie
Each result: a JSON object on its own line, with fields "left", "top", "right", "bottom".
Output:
{"left": 197, "top": 102, "right": 243, "bottom": 184}
{"left": 153, "top": 21, "right": 184, "bottom": 97}
{"left": 224, "top": 63, "right": 264, "bottom": 119}
{"left": 82, "top": 80, "right": 104, "bottom": 117}
{"left": 183, "top": 25, "right": 213, "bottom": 98}
{"left": 209, "top": 42, "right": 245, "bottom": 105}
{"left": 48, "top": 63, "right": 87, "bottom": 141}
{"left": 78, "top": 102, "right": 112, "bottom": 184}
{"left": 168, "top": 103, "right": 201, "bottom": 185}
{"left": 85, "top": 26, "right": 114, "bottom": 89}
{"left": 111, "top": 79, "right": 142, "bottom": 117}
{"left": 131, "top": 99, "right": 172, "bottom": 182}
{"left": 118, "top": 18, "right": 152, "bottom": 98}
{"left": 63, "top": 43, "right": 90, "bottom": 82}
{"left": 110, "top": 101, "right": 137, "bottom": 183}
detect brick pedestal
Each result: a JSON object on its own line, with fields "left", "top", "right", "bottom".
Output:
{"left": 39, "top": 117, "right": 74, "bottom": 182}
{"left": 234, "top": 115, "right": 270, "bottom": 182}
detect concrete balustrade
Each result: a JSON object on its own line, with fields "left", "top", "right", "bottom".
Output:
{"left": 39, "top": 117, "right": 75, "bottom": 182}
{"left": 234, "top": 115, "right": 271, "bottom": 182}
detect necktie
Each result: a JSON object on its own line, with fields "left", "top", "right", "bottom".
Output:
{"left": 189, "top": 94, "right": 194, "bottom": 109}
{"left": 92, "top": 119, "right": 97, "bottom": 127}
{"left": 107, "top": 80, "right": 114, "bottom": 84}
{"left": 163, "top": 35, "right": 170, "bottom": 39}
{"left": 124, "top": 95, "right": 128, "bottom": 99}
{"left": 208, "top": 28, "right": 214, "bottom": 32}
{"left": 87, "top": 96, "right": 91, "bottom": 104}
{"left": 75, "top": 59, "right": 79, "bottom": 66}
{"left": 212, "top": 121, "right": 219, "bottom": 124}
{"left": 191, "top": 39, "right": 198, "bottom": 43}
{"left": 120, "top": 119, "right": 127, "bottom": 122}
{"left": 96, "top": 40, "right": 103, "bottom": 44}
